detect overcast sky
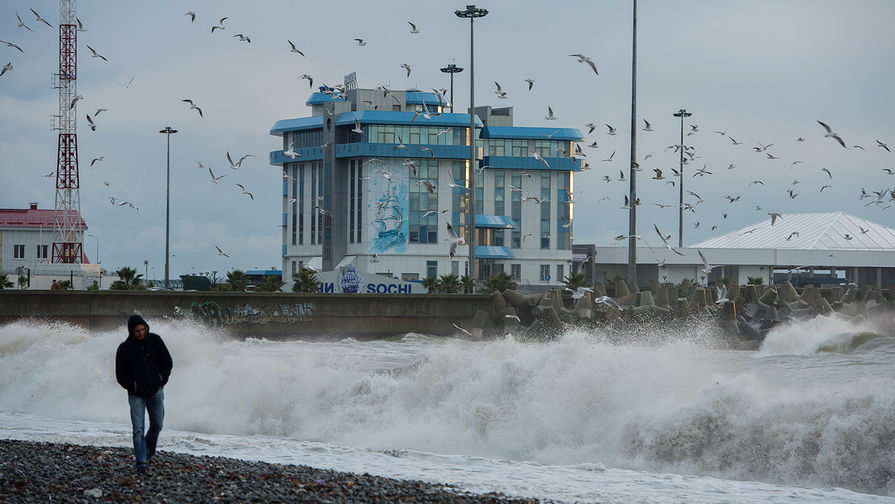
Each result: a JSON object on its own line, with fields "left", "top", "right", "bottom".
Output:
{"left": 2, "top": 0, "right": 894, "bottom": 278}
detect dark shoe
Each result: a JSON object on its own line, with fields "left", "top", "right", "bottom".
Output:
{"left": 136, "top": 465, "right": 147, "bottom": 474}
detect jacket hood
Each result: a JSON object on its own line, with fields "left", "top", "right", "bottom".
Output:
{"left": 127, "top": 315, "right": 149, "bottom": 336}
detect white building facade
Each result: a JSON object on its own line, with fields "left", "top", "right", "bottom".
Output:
{"left": 270, "top": 83, "right": 584, "bottom": 288}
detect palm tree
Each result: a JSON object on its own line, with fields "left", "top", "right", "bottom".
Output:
{"left": 437, "top": 274, "right": 462, "bottom": 293}
{"left": 109, "top": 266, "right": 143, "bottom": 290}
{"left": 421, "top": 276, "right": 439, "bottom": 294}
{"left": 460, "top": 275, "right": 475, "bottom": 294}
{"left": 256, "top": 276, "right": 285, "bottom": 292}
{"left": 292, "top": 267, "right": 320, "bottom": 292}
{"left": 563, "top": 272, "right": 588, "bottom": 290}
{"left": 225, "top": 270, "right": 249, "bottom": 292}
{"left": 481, "top": 271, "right": 516, "bottom": 294}
{"left": 17, "top": 275, "right": 28, "bottom": 289}
{"left": 0, "top": 273, "right": 13, "bottom": 289}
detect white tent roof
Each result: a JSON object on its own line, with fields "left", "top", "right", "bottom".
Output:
{"left": 691, "top": 212, "right": 895, "bottom": 251}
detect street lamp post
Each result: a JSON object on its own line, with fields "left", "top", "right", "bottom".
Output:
{"left": 439, "top": 63, "right": 463, "bottom": 113}
{"left": 159, "top": 126, "right": 178, "bottom": 289}
{"left": 88, "top": 233, "right": 100, "bottom": 288}
{"left": 455, "top": 4, "right": 487, "bottom": 287}
{"left": 627, "top": 0, "right": 638, "bottom": 287}
{"left": 672, "top": 109, "right": 691, "bottom": 248}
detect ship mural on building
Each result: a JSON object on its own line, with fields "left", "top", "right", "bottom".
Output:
{"left": 368, "top": 164, "right": 408, "bottom": 254}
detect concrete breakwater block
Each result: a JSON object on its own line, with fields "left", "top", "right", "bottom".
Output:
{"left": 639, "top": 290, "right": 655, "bottom": 307}
{"left": 727, "top": 284, "right": 741, "bottom": 301}
{"left": 781, "top": 281, "right": 801, "bottom": 303}
{"left": 615, "top": 279, "right": 630, "bottom": 298}
{"left": 653, "top": 287, "right": 670, "bottom": 308}
{"left": 759, "top": 286, "right": 778, "bottom": 305}
{"left": 799, "top": 285, "right": 821, "bottom": 305}
{"left": 744, "top": 285, "right": 759, "bottom": 303}
{"left": 572, "top": 295, "right": 593, "bottom": 320}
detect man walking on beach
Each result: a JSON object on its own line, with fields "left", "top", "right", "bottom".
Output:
{"left": 115, "top": 315, "right": 173, "bottom": 472}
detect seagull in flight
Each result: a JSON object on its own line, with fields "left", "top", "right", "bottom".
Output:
{"left": 0, "top": 63, "right": 12, "bottom": 77}
{"left": 530, "top": 151, "right": 551, "bottom": 169}
{"left": 642, "top": 119, "right": 653, "bottom": 131}
{"left": 494, "top": 81, "right": 507, "bottom": 99}
{"left": 215, "top": 245, "right": 230, "bottom": 258}
{"left": 654, "top": 224, "right": 684, "bottom": 256}
{"left": 86, "top": 114, "right": 96, "bottom": 131}
{"left": 90, "top": 156, "right": 104, "bottom": 167}
{"left": 29, "top": 7, "right": 53, "bottom": 28}
{"left": 86, "top": 44, "right": 108, "bottom": 61}
{"left": 211, "top": 17, "right": 228, "bottom": 32}
{"left": 235, "top": 183, "right": 254, "bottom": 200}
{"left": 208, "top": 167, "right": 227, "bottom": 183}
{"left": 524, "top": 77, "right": 535, "bottom": 91}
{"left": 697, "top": 250, "right": 716, "bottom": 275}
{"left": 354, "top": 38, "right": 367, "bottom": 46}
{"left": 545, "top": 106, "right": 557, "bottom": 120}
{"left": 564, "top": 286, "right": 594, "bottom": 300}
{"left": 606, "top": 124, "right": 617, "bottom": 135}
{"left": 817, "top": 120, "right": 847, "bottom": 148}
{"left": 1, "top": 40, "right": 24, "bottom": 53}
{"left": 768, "top": 212, "right": 782, "bottom": 225}
{"left": 877, "top": 140, "right": 890, "bottom": 152}
{"left": 299, "top": 74, "right": 313, "bottom": 88}
{"left": 288, "top": 40, "right": 304, "bottom": 55}
{"left": 233, "top": 33, "right": 251, "bottom": 43}
{"left": 351, "top": 118, "right": 365, "bottom": 136}
{"left": 15, "top": 12, "right": 33, "bottom": 32}
{"left": 407, "top": 21, "right": 420, "bottom": 34}
{"left": 400, "top": 63, "right": 411, "bottom": 77}
{"left": 569, "top": 53, "right": 598, "bottom": 75}
{"left": 283, "top": 141, "right": 300, "bottom": 159}
{"left": 226, "top": 151, "right": 253, "bottom": 170}
{"left": 182, "top": 99, "right": 203, "bottom": 117}
{"left": 185, "top": 11, "right": 196, "bottom": 22}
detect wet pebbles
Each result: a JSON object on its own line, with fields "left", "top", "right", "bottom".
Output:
{"left": 1, "top": 439, "right": 540, "bottom": 503}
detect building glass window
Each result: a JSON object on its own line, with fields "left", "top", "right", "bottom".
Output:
{"left": 36, "top": 244, "right": 48, "bottom": 259}
{"left": 534, "top": 139, "right": 552, "bottom": 158}
{"left": 349, "top": 160, "right": 356, "bottom": 243}
{"left": 510, "top": 139, "right": 527, "bottom": 157}
{"left": 540, "top": 172, "right": 551, "bottom": 249}
{"left": 298, "top": 165, "right": 305, "bottom": 245}
{"left": 511, "top": 171, "right": 522, "bottom": 248}
{"left": 540, "top": 264, "right": 550, "bottom": 281}
{"left": 310, "top": 163, "right": 317, "bottom": 244}
{"left": 557, "top": 264, "right": 564, "bottom": 283}
{"left": 427, "top": 260, "right": 437, "bottom": 279}
{"left": 409, "top": 159, "right": 438, "bottom": 244}
{"left": 14, "top": 244, "right": 25, "bottom": 259}
{"left": 557, "top": 171, "right": 571, "bottom": 250}
{"left": 511, "top": 263, "right": 521, "bottom": 280}
{"left": 452, "top": 160, "right": 467, "bottom": 244}
{"left": 493, "top": 171, "right": 505, "bottom": 246}
{"left": 316, "top": 162, "right": 324, "bottom": 245}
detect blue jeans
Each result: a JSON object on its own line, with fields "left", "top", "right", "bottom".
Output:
{"left": 128, "top": 387, "right": 164, "bottom": 467}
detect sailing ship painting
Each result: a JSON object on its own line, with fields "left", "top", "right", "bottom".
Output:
{"left": 368, "top": 164, "right": 408, "bottom": 254}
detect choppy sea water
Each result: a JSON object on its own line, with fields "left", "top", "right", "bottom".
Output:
{"left": 1, "top": 315, "right": 894, "bottom": 503}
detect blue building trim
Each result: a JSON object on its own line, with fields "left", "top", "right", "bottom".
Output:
{"left": 337, "top": 111, "right": 482, "bottom": 128}
{"left": 405, "top": 91, "right": 450, "bottom": 108}
{"left": 483, "top": 155, "right": 584, "bottom": 172}
{"left": 475, "top": 245, "right": 514, "bottom": 259}
{"left": 271, "top": 116, "right": 324, "bottom": 135}
{"left": 282, "top": 244, "right": 287, "bottom": 257}
{"left": 270, "top": 147, "right": 325, "bottom": 165}
{"left": 475, "top": 215, "right": 515, "bottom": 229}
{"left": 482, "top": 126, "right": 585, "bottom": 141}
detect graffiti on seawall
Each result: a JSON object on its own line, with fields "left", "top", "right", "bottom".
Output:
{"left": 182, "top": 301, "right": 314, "bottom": 327}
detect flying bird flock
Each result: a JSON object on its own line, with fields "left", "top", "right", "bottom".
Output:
{"left": 1, "top": 3, "right": 893, "bottom": 272}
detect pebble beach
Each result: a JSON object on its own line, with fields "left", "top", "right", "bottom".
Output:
{"left": 0, "top": 439, "right": 541, "bottom": 503}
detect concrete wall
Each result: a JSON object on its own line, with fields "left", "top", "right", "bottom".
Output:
{"left": 0, "top": 291, "right": 492, "bottom": 338}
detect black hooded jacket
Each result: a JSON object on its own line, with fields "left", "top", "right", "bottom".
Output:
{"left": 115, "top": 315, "right": 173, "bottom": 396}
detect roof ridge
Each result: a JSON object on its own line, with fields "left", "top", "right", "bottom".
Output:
{"left": 809, "top": 211, "right": 843, "bottom": 249}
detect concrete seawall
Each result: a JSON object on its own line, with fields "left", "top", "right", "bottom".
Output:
{"left": 0, "top": 291, "right": 492, "bottom": 338}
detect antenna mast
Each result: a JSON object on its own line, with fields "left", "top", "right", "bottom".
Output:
{"left": 52, "top": 0, "right": 82, "bottom": 263}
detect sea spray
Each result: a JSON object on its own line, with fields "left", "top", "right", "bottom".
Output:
{"left": 1, "top": 319, "right": 893, "bottom": 494}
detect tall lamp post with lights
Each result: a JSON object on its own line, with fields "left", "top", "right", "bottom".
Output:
{"left": 455, "top": 4, "right": 487, "bottom": 286}
{"left": 439, "top": 63, "right": 463, "bottom": 113}
{"left": 672, "top": 109, "right": 691, "bottom": 247}
{"left": 159, "top": 126, "right": 177, "bottom": 289}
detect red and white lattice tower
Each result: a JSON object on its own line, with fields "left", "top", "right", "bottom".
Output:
{"left": 52, "top": 0, "right": 82, "bottom": 263}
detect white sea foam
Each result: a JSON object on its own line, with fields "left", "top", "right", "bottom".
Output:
{"left": 1, "top": 319, "right": 893, "bottom": 500}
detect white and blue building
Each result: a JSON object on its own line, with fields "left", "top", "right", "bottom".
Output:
{"left": 270, "top": 78, "right": 584, "bottom": 288}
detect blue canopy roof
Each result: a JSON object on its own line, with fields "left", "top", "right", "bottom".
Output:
{"left": 482, "top": 126, "right": 585, "bottom": 141}
{"left": 475, "top": 215, "right": 515, "bottom": 229}
{"left": 475, "top": 246, "right": 514, "bottom": 259}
